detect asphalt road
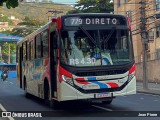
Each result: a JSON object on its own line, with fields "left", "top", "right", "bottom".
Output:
{"left": 0, "top": 78, "right": 160, "bottom": 120}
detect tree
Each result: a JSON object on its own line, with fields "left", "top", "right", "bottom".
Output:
{"left": 10, "top": 27, "right": 37, "bottom": 36}
{"left": 0, "top": 0, "right": 19, "bottom": 9}
{"left": 18, "top": 16, "right": 46, "bottom": 27}
{"left": 1, "top": 42, "right": 16, "bottom": 63}
{"left": 2, "top": 16, "right": 46, "bottom": 37}
{"left": 0, "top": 15, "right": 14, "bottom": 25}
{"left": 68, "top": 0, "right": 113, "bottom": 14}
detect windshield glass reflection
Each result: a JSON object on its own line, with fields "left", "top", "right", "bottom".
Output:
{"left": 60, "top": 29, "right": 133, "bottom": 66}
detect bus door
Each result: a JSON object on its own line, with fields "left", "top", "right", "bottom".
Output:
{"left": 50, "top": 28, "right": 58, "bottom": 98}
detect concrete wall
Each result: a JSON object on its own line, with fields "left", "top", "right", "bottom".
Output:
{"left": 136, "top": 59, "right": 160, "bottom": 83}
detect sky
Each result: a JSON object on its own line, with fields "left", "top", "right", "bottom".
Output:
{"left": 51, "top": 0, "right": 79, "bottom": 4}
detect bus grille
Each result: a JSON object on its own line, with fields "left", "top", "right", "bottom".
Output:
{"left": 75, "top": 80, "right": 128, "bottom": 93}
{"left": 75, "top": 70, "right": 127, "bottom": 76}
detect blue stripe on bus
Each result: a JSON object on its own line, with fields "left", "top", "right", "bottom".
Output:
{"left": 87, "top": 77, "right": 108, "bottom": 89}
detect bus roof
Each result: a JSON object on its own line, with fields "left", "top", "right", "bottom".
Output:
{"left": 61, "top": 13, "right": 126, "bottom": 19}
{"left": 17, "top": 22, "right": 51, "bottom": 45}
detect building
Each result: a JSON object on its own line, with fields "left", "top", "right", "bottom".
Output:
{"left": 114, "top": 0, "right": 160, "bottom": 62}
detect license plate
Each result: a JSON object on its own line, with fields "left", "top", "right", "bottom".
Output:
{"left": 96, "top": 92, "right": 111, "bottom": 98}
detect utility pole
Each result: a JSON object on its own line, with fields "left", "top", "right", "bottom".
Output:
{"left": 140, "top": 0, "right": 148, "bottom": 90}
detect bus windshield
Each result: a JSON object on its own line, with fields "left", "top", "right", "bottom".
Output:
{"left": 60, "top": 28, "right": 133, "bottom": 67}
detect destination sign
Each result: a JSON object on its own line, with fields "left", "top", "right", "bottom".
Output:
{"left": 64, "top": 16, "right": 126, "bottom": 26}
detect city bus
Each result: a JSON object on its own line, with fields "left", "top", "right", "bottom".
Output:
{"left": 16, "top": 13, "right": 136, "bottom": 109}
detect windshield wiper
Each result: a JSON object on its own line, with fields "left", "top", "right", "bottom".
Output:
{"left": 103, "top": 28, "right": 115, "bottom": 44}
{"left": 79, "top": 26, "right": 96, "bottom": 45}
{"left": 102, "top": 28, "right": 115, "bottom": 49}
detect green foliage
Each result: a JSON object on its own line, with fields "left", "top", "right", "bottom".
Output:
{"left": 1, "top": 27, "right": 37, "bottom": 37}
{"left": 1, "top": 30, "right": 12, "bottom": 34}
{"left": 11, "top": 27, "right": 37, "bottom": 36}
{"left": 0, "top": 2, "right": 72, "bottom": 22}
{"left": 68, "top": 0, "right": 113, "bottom": 14}
{"left": 11, "top": 16, "right": 46, "bottom": 36}
{"left": 1, "top": 42, "right": 16, "bottom": 63}
{"left": 2, "top": 42, "right": 16, "bottom": 56}
{"left": 18, "top": 16, "right": 45, "bottom": 27}
{"left": 0, "top": 14, "right": 14, "bottom": 25}
{"left": 1, "top": 16, "right": 45, "bottom": 37}
{"left": 0, "top": 0, "right": 19, "bottom": 9}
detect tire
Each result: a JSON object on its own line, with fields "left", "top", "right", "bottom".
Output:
{"left": 44, "top": 82, "right": 60, "bottom": 109}
{"left": 3, "top": 77, "right": 6, "bottom": 81}
{"left": 24, "top": 78, "right": 31, "bottom": 98}
{"left": 44, "top": 82, "right": 50, "bottom": 105}
{"left": 102, "top": 99, "right": 113, "bottom": 104}
{"left": 50, "top": 100, "right": 61, "bottom": 109}
{"left": 25, "top": 92, "right": 31, "bottom": 98}
{"left": 2, "top": 75, "right": 7, "bottom": 81}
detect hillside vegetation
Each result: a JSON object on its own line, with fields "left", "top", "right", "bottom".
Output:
{"left": 0, "top": 2, "right": 73, "bottom": 23}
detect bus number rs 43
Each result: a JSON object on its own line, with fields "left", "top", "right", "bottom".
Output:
{"left": 69, "top": 58, "right": 96, "bottom": 65}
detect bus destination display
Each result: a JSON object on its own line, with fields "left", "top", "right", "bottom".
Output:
{"left": 64, "top": 17, "right": 126, "bottom": 26}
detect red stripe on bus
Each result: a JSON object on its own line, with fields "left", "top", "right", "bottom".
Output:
{"left": 107, "top": 82, "right": 119, "bottom": 88}
{"left": 129, "top": 64, "right": 136, "bottom": 74}
{"left": 59, "top": 66, "right": 72, "bottom": 82}
{"left": 75, "top": 78, "right": 90, "bottom": 85}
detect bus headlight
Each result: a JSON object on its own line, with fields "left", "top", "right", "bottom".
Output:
{"left": 62, "top": 75, "right": 74, "bottom": 86}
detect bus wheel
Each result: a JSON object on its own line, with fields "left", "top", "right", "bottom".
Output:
{"left": 50, "top": 100, "right": 61, "bottom": 109}
{"left": 24, "top": 78, "right": 30, "bottom": 98}
{"left": 44, "top": 82, "right": 60, "bottom": 109}
{"left": 102, "top": 99, "right": 113, "bottom": 104}
{"left": 44, "top": 82, "right": 50, "bottom": 105}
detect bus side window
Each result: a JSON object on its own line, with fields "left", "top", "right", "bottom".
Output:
{"left": 35, "top": 34, "right": 41, "bottom": 58}
{"left": 34, "top": 38, "right": 36, "bottom": 59}
{"left": 26, "top": 41, "right": 28, "bottom": 60}
{"left": 42, "top": 30, "right": 49, "bottom": 58}
{"left": 22, "top": 41, "right": 27, "bottom": 61}
{"left": 28, "top": 42, "right": 31, "bottom": 60}
{"left": 31, "top": 40, "right": 34, "bottom": 60}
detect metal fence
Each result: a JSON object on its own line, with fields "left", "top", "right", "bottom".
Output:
{"left": 135, "top": 51, "right": 160, "bottom": 63}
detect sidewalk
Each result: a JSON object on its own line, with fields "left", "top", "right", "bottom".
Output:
{"left": 137, "top": 81, "right": 160, "bottom": 95}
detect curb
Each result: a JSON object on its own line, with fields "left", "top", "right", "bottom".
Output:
{"left": 137, "top": 89, "right": 160, "bottom": 95}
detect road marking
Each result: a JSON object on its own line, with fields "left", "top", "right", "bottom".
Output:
{"left": 154, "top": 100, "right": 159, "bottom": 102}
{"left": 92, "top": 105, "right": 113, "bottom": 111}
{"left": 0, "top": 104, "right": 6, "bottom": 111}
{"left": 0, "top": 104, "right": 15, "bottom": 120}
{"left": 140, "top": 97, "right": 144, "bottom": 100}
